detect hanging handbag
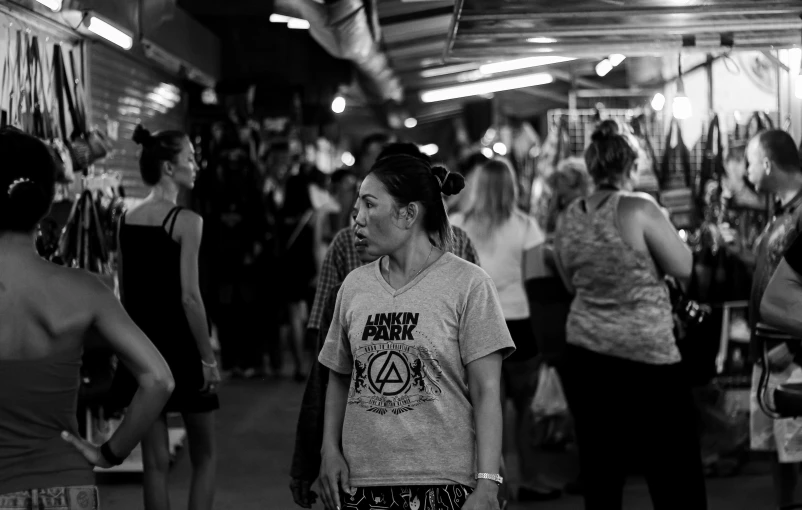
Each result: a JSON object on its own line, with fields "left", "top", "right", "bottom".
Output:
{"left": 52, "top": 44, "right": 76, "bottom": 180}
{"left": 65, "top": 47, "right": 109, "bottom": 169}
{"left": 697, "top": 115, "right": 726, "bottom": 213}
{"left": 660, "top": 118, "right": 695, "bottom": 228}
{"left": 630, "top": 114, "right": 661, "bottom": 193}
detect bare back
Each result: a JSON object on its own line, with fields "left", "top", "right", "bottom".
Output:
{"left": 0, "top": 251, "right": 104, "bottom": 360}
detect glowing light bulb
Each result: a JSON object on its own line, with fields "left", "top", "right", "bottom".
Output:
{"left": 651, "top": 93, "right": 666, "bottom": 111}
{"left": 595, "top": 59, "right": 613, "bottom": 77}
{"left": 672, "top": 94, "right": 692, "bottom": 120}
{"left": 341, "top": 152, "right": 355, "bottom": 167}
{"left": 404, "top": 118, "right": 418, "bottom": 129}
{"left": 493, "top": 142, "right": 507, "bottom": 156}
{"left": 331, "top": 96, "right": 346, "bottom": 114}
{"left": 481, "top": 147, "right": 494, "bottom": 159}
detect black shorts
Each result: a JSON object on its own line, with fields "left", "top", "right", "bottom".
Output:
{"left": 340, "top": 485, "right": 473, "bottom": 510}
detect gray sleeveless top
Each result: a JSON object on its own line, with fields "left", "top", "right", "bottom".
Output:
{"left": 555, "top": 193, "right": 680, "bottom": 365}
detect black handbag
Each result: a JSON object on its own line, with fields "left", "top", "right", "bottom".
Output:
{"left": 757, "top": 323, "right": 802, "bottom": 418}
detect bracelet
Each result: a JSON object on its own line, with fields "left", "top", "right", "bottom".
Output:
{"left": 201, "top": 359, "right": 218, "bottom": 368}
{"left": 100, "top": 442, "right": 126, "bottom": 466}
{"left": 475, "top": 473, "right": 503, "bottom": 485}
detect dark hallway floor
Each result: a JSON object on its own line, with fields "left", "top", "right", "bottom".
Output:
{"left": 98, "top": 378, "right": 779, "bottom": 510}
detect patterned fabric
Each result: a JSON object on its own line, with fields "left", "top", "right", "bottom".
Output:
{"left": 555, "top": 193, "right": 679, "bottom": 364}
{"left": 0, "top": 486, "right": 98, "bottom": 510}
{"left": 340, "top": 485, "right": 473, "bottom": 510}
{"left": 307, "top": 227, "right": 480, "bottom": 332}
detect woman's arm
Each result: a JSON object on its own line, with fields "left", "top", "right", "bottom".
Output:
{"left": 176, "top": 211, "right": 216, "bottom": 364}
{"left": 761, "top": 259, "right": 802, "bottom": 337}
{"left": 466, "top": 352, "right": 504, "bottom": 502}
{"left": 640, "top": 197, "right": 692, "bottom": 279}
{"left": 319, "top": 371, "right": 351, "bottom": 510}
{"left": 86, "top": 276, "right": 174, "bottom": 457}
{"left": 116, "top": 214, "right": 125, "bottom": 303}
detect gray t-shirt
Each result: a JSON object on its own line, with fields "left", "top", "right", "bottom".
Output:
{"left": 319, "top": 252, "right": 515, "bottom": 487}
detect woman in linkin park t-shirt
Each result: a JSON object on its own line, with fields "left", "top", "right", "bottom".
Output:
{"left": 318, "top": 154, "right": 515, "bottom": 510}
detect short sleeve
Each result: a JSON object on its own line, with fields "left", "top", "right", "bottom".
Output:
{"left": 317, "top": 286, "right": 353, "bottom": 375}
{"left": 524, "top": 215, "right": 545, "bottom": 250}
{"left": 459, "top": 278, "right": 516, "bottom": 365}
{"left": 784, "top": 234, "right": 802, "bottom": 276}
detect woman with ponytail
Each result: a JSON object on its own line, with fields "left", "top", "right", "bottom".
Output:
{"left": 0, "top": 127, "right": 173, "bottom": 508}
{"left": 112, "top": 124, "right": 219, "bottom": 510}
{"left": 317, "top": 154, "right": 515, "bottom": 510}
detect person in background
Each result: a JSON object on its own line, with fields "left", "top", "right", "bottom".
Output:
{"left": 554, "top": 123, "right": 706, "bottom": 509}
{"left": 357, "top": 133, "right": 392, "bottom": 179}
{"left": 318, "top": 153, "right": 513, "bottom": 510}
{"left": 745, "top": 130, "right": 802, "bottom": 509}
{"left": 314, "top": 168, "right": 358, "bottom": 269}
{"left": 451, "top": 159, "right": 557, "bottom": 502}
{"left": 289, "top": 143, "right": 481, "bottom": 508}
{"left": 0, "top": 127, "right": 174, "bottom": 509}
{"left": 447, "top": 152, "right": 489, "bottom": 215}
{"left": 113, "top": 125, "right": 220, "bottom": 510}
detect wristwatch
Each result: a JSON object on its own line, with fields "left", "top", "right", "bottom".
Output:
{"left": 475, "top": 473, "right": 503, "bottom": 485}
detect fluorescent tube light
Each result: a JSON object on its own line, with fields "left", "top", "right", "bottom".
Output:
{"left": 595, "top": 59, "right": 613, "bottom": 77}
{"left": 609, "top": 54, "right": 626, "bottom": 67}
{"left": 270, "top": 14, "right": 292, "bottom": 23}
{"left": 35, "top": 0, "right": 62, "bottom": 11}
{"left": 479, "top": 56, "right": 574, "bottom": 75}
{"left": 87, "top": 17, "right": 133, "bottom": 50}
{"left": 420, "top": 73, "right": 553, "bottom": 103}
{"left": 527, "top": 37, "right": 557, "bottom": 44}
{"left": 288, "top": 19, "right": 310, "bottom": 29}
{"left": 420, "top": 63, "right": 481, "bottom": 78}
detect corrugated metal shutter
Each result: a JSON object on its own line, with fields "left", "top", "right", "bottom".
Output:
{"left": 89, "top": 42, "right": 187, "bottom": 199}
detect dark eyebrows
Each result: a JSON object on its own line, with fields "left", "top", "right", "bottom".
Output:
{"left": 359, "top": 194, "right": 377, "bottom": 201}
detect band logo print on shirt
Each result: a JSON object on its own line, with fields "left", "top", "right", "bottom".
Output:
{"left": 350, "top": 313, "right": 443, "bottom": 415}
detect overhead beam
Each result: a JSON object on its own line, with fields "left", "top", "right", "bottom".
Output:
{"left": 459, "top": 2, "right": 802, "bottom": 21}
{"left": 549, "top": 69, "right": 604, "bottom": 90}
{"left": 575, "top": 88, "right": 658, "bottom": 98}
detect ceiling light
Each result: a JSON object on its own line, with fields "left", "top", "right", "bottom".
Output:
{"left": 404, "top": 118, "right": 418, "bottom": 129}
{"left": 341, "top": 152, "right": 355, "bottom": 167}
{"left": 595, "top": 59, "right": 613, "bottom": 77}
{"left": 493, "top": 142, "right": 507, "bottom": 156}
{"left": 35, "top": 0, "right": 62, "bottom": 11}
{"left": 609, "top": 54, "right": 626, "bottom": 67}
{"left": 479, "top": 56, "right": 574, "bottom": 75}
{"left": 420, "top": 144, "right": 439, "bottom": 156}
{"left": 651, "top": 93, "right": 666, "bottom": 111}
{"left": 288, "top": 18, "right": 310, "bottom": 29}
{"left": 673, "top": 80, "right": 692, "bottom": 120}
{"left": 420, "top": 63, "right": 481, "bottom": 78}
{"left": 331, "top": 96, "right": 346, "bottom": 114}
{"left": 269, "top": 14, "right": 291, "bottom": 23}
{"left": 420, "top": 72, "right": 553, "bottom": 103}
{"left": 481, "top": 147, "right": 494, "bottom": 159}
{"left": 527, "top": 37, "right": 557, "bottom": 44}
{"left": 86, "top": 16, "right": 133, "bottom": 50}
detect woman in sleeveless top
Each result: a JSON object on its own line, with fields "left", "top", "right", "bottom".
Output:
{"left": 553, "top": 122, "right": 707, "bottom": 509}
{"left": 451, "top": 159, "right": 559, "bottom": 501}
{"left": 113, "top": 125, "right": 220, "bottom": 510}
{"left": 0, "top": 128, "right": 174, "bottom": 508}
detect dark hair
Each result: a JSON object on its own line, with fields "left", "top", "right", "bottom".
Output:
{"left": 726, "top": 142, "right": 746, "bottom": 163}
{"left": 133, "top": 124, "right": 188, "bottom": 186}
{"left": 0, "top": 127, "right": 57, "bottom": 233}
{"left": 757, "top": 129, "right": 801, "bottom": 173}
{"left": 584, "top": 121, "right": 637, "bottom": 185}
{"left": 369, "top": 155, "right": 464, "bottom": 250}
{"left": 457, "top": 151, "right": 490, "bottom": 178}
{"left": 377, "top": 142, "right": 430, "bottom": 163}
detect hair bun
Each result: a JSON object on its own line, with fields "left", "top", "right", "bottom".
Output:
{"left": 431, "top": 165, "right": 465, "bottom": 196}
{"left": 132, "top": 124, "right": 153, "bottom": 146}
{"left": 591, "top": 119, "right": 620, "bottom": 143}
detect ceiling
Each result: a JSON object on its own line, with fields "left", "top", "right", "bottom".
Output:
{"left": 372, "top": 0, "right": 802, "bottom": 127}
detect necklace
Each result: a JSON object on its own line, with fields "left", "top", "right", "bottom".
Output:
{"left": 384, "top": 244, "right": 435, "bottom": 287}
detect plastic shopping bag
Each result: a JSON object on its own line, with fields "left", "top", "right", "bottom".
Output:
{"left": 530, "top": 364, "right": 568, "bottom": 419}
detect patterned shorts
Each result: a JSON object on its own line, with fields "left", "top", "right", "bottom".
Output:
{"left": 340, "top": 485, "right": 473, "bottom": 510}
{"left": 0, "top": 486, "right": 98, "bottom": 510}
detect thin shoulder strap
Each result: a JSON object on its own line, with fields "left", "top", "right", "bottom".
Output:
{"left": 161, "top": 206, "right": 183, "bottom": 237}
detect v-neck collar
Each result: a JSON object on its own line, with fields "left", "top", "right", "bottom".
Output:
{"left": 374, "top": 252, "right": 451, "bottom": 297}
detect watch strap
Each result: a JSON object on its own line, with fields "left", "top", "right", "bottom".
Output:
{"left": 475, "top": 473, "right": 503, "bottom": 484}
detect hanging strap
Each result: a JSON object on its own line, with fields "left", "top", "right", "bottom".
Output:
{"left": 161, "top": 206, "right": 184, "bottom": 237}
{"left": 660, "top": 118, "right": 692, "bottom": 188}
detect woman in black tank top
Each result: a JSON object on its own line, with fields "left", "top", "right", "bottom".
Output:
{"left": 113, "top": 125, "right": 220, "bottom": 510}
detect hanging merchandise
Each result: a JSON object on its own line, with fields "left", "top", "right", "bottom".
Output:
{"left": 89, "top": 43, "right": 188, "bottom": 199}
{"left": 733, "top": 111, "right": 774, "bottom": 145}
{"left": 698, "top": 115, "right": 726, "bottom": 218}
{"left": 58, "top": 188, "right": 111, "bottom": 275}
{"left": 660, "top": 118, "right": 696, "bottom": 229}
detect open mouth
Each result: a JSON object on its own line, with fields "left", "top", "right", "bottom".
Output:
{"left": 354, "top": 232, "right": 367, "bottom": 247}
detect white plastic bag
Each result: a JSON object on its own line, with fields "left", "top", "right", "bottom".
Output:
{"left": 530, "top": 364, "right": 568, "bottom": 419}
